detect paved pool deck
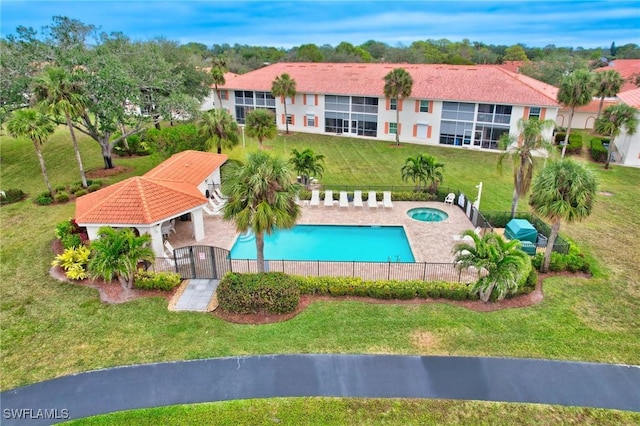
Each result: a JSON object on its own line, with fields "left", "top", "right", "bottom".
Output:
{"left": 167, "top": 201, "right": 474, "bottom": 263}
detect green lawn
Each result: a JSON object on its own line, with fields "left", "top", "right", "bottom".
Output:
{"left": 1, "top": 129, "right": 639, "bottom": 423}
{"left": 67, "top": 398, "right": 640, "bottom": 425}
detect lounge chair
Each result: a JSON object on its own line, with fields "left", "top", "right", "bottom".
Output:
{"left": 212, "top": 192, "right": 227, "bottom": 206}
{"left": 164, "top": 240, "right": 185, "bottom": 258}
{"left": 353, "top": 190, "right": 363, "bottom": 208}
{"left": 367, "top": 191, "right": 378, "bottom": 209}
{"left": 444, "top": 193, "right": 455, "bottom": 206}
{"left": 339, "top": 191, "right": 349, "bottom": 208}
{"left": 324, "top": 190, "right": 334, "bottom": 207}
{"left": 382, "top": 191, "right": 393, "bottom": 208}
{"left": 203, "top": 204, "right": 222, "bottom": 216}
{"left": 214, "top": 187, "right": 226, "bottom": 200}
{"left": 310, "top": 190, "right": 320, "bottom": 207}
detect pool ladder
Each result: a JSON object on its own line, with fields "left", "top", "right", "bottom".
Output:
{"left": 387, "top": 256, "right": 402, "bottom": 263}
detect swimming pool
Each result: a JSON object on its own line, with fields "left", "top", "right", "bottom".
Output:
{"left": 230, "top": 225, "right": 415, "bottom": 262}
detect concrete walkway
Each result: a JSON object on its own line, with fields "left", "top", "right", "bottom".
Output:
{"left": 173, "top": 279, "right": 219, "bottom": 311}
{"left": 1, "top": 355, "right": 639, "bottom": 425}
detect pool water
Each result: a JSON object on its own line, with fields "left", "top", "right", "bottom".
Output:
{"left": 407, "top": 207, "right": 449, "bottom": 222}
{"left": 230, "top": 225, "right": 415, "bottom": 262}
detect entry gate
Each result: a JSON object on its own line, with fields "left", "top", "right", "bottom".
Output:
{"left": 172, "top": 245, "right": 232, "bottom": 279}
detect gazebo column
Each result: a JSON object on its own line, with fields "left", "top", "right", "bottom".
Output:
{"left": 85, "top": 226, "right": 100, "bottom": 242}
{"left": 146, "top": 225, "right": 165, "bottom": 258}
{"left": 192, "top": 209, "right": 205, "bottom": 241}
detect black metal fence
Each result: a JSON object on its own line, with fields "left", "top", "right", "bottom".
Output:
{"left": 147, "top": 245, "right": 232, "bottom": 279}
{"left": 230, "top": 259, "right": 479, "bottom": 283}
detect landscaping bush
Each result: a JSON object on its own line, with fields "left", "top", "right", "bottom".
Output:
{"left": 145, "top": 124, "right": 210, "bottom": 158}
{"left": 134, "top": 269, "right": 182, "bottom": 291}
{"left": 554, "top": 132, "right": 566, "bottom": 144}
{"left": 88, "top": 183, "right": 102, "bottom": 193}
{"left": 0, "top": 188, "right": 26, "bottom": 205}
{"left": 113, "top": 133, "right": 149, "bottom": 156}
{"left": 565, "top": 134, "right": 583, "bottom": 155}
{"left": 532, "top": 246, "right": 590, "bottom": 274}
{"left": 217, "top": 272, "right": 300, "bottom": 314}
{"left": 35, "top": 193, "right": 53, "bottom": 205}
{"left": 54, "top": 184, "right": 67, "bottom": 192}
{"left": 590, "top": 137, "right": 609, "bottom": 163}
{"left": 61, "top": 233, "right": 82, "bottom": 250}
{"left": 74, "top": 189, "right": 88, "bottom": 197}
{"left": 51, "top": 246, "right": 91, "bottom": 280}
{"left": 54, "top": 191, "right": 70, "bottom": 203}
{"left": 55, "top": 218, "right": 88, "bottom": 248}
{"left": 294, "top": 275, "right": 476, "bottom": 301}
{"left": 69, "top": 183, "right": 82, "bottom": 194}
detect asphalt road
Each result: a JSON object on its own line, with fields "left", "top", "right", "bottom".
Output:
{"left": 2, "top": 355, "right": 639, "bottom": 425}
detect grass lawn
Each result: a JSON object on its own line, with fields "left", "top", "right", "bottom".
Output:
{"left": 67, "top": 398, "right": 640, "bottom": 425}
{"left": 1, "top": 128, "right": 639, "bottom": 422}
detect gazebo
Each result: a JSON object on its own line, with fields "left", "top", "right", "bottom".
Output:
{"left": 75, "top": 150, "right": 227, "bottom": 257}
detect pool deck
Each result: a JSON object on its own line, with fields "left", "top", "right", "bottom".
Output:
{"left": 167, "top": 201, "right": 474, "bottom": 263}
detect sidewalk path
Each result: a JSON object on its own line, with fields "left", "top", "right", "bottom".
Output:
{"left": 173, "top": 279, "right": 218, "bottom": 311}
{"left": 2, "top": 355, "right": 639, "bottom": 425}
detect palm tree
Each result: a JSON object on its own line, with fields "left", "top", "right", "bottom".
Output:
{"left": 401, "top": 154, "right": 428, "bottom": 191}
{"left": 210, "top": 56, "right": 227, "bottom": 108}
{"left": 383, "top": 68, "right": 413, "bottom": 146}
{"left": 245, "top": 108, "right": 277, "bottom": 149}
{"left": 289, "top": 148, "right": 325, "bottom": 189}
{"left": 88, "top": 227, "right": 155, "bottom": 295}
{"left": 422, "top": 154, "right": 445, "bottom": 193}
{"left": 594, "top": 70, "right": 625, "bottom": 120}
{"left": 222, "top": 151, "right": 301, "bottom": 273}
{"left": 32, "top": 66, "right": 89, "bottom": 188}
{"left": 453, "top": 230, "right": 530, "bottom": 302}
{"left": 6, "top": 109, "right": 56, "bottom": 196}
{"left": 594, "top": 103, "right": 638, "bottom": 169}
{"left": 197, "top": 108, "right": 239, "bottom": 154}
{"left": 529, "top": 159, "right": 598, "bottom": 272}
{"left": 498, "top": 118, "right": 555, "bottom": 218}
{"left": 556, "top": 69, "right": 595, "bottom": 158}
{"left": 271, "top": 73, "right": 297, "bottom": 134}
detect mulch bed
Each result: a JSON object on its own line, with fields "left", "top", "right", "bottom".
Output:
{"left": 50, "top": 239, "right": 589, "bottom": 322}
{"left": 50, "top": 239, "right": 177, "bottom": 304}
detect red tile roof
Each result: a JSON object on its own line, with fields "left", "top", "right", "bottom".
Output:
{"left": 76, "top": 150, "right": 227, "bottom": 225}
{"left": 618, "top": 88, "right": 640, "bottom": 109}
{"left": 221, "top": 62, "right": 559, "bottom": 107}
{"left": 144, "top": 150, "right": 227, "bottom": 186}
{"left": 596, "top": 59, "right": 640, "bottom": 92}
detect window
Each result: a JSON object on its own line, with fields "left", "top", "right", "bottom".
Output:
{"left": 419, "top": 100, "right": 430, "bottom": 113}
{"left": 442, "top": 102, "right": 475, "bottom": 121}
{"left": 390, "top": 99, "right": 397, "bottom": 111}
{"left": 306, "top": 115, "right": 315, "bottom": 127}
{"left": 286, "top": 114, "right": 293, "bottom": 125}
{"left": 325, "top": 95, "right": 350, "bottom": 111}
{"left": 352, "top": 96, "right": 378, "bottom": 113}
{"left": 478, "top": 104, "right": 512, "bottom": 124}
{"left": 219, "top": 90, "right": 228, "bottom": 100}
{"left": 529, "top": 107, "right": 541, "bottom": 120}
{"left": 389, "top": 122, "right": 397, "bottom": 134}
{"left": 255, "top": 91, "right": 275, "bottom": 107}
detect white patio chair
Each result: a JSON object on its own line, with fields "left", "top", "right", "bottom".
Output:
{"left": 212, "top": 191, "right": 227, "bottom": 206}
{"left": 214, "top": 187, "right": 227, "bottom": 200}
{"left": 324, "top": 190, "right": 334, "bottom": 207}
{"left": 164, "top": 240, "right": 185, "bottom": 258}
{"left": 444, "top": 193, "right": 455, "bottom": 206}
{"left": 310, "top": 190, "right": 320, "bottom": 207}
{"left": 367, "top": 191, "right": 378, "bottom": 209}
{"left": 203, "top": 204, "right": 222, "bottom": 216}
{"left": 353, "top": 190, "right": 363, "bottom": 208}
{"left": 339, "top": 191, "right": 349, "bottom": 208}
{"left": 382, "top": 191, "right": 393, "bottom": 209}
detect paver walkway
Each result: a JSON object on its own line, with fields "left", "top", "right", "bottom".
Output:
{"left": 2, "top": 355, "right": 638, "bottom": 425}
{"left": 173, "top": 279, "right": 218, "bottom": 311}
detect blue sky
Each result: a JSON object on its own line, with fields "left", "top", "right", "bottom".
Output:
{"left": 1, "top": 1, "right": 638, "bottom": 49}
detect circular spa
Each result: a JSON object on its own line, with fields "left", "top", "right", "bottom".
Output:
{"left": 407, "top": 207, "right": 449, "bottom": 222}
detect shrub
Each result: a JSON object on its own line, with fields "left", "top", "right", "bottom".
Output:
{"left": 217, "top": 272, "right": 300, "bottom": 314}
{"left": 0, "top": 188, "right": 26, "bottom": 205}
{"left": 554, "top": 132, "right": 566, "bottom": 144}
{"left": 54, "top": 191, "right": 70, "bottom": 203}
{"left": 74, "top": 189, "right": 88, "bottom": 197}
{"left": 54, "top": 184, "right": 67, "bottom": 192}
{"left": 590, "top": 137, "right": 609, "bottom": 163}
{"left": 51, "top": 246, "right": 91, "bottom": 280}
{"left": 55, "top": 218, "right": 88, "bottom": 248}
{"left": 134, "top": 269, "right": 182, "bottom": 291}
{"left": 145, "top": 124, "right": 210, "bottom": 158}
{"left": 565, "top": 134, "right": 583, "bottom": 155}
{"left": 113, "top": 133, "right": 149, "bottom": 156}
{"left": 532, "top": 246, "right": 590, "bottom": 274}
{"left": 295, "top": 275, "right": 474, "bottom": 301}
{"left": 69, "top": 183, "right": 82, "bottom": 193}
{"left": 61, "top": 233, "right": 82, "bottom": 250}
{"left": 35, "top": 194, "right": 53, "bottom": 205}
{"left": 88, "top": 183, "right": 101, "bottom": 193}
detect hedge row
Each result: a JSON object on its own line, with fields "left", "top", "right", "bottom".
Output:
{"left": 554, "top": 133, "right": 583, "bottom": 155}
{"left": 296, "top": 275, "right": 477, "bottom": 300}
{"left": 217, "top": 272, "right": 300, "bottom": 314}
{"left": 134, "top": 270, "right": 182, "bottom": 291}
{"left": 590, "top": 137, "right": 610, "bottom": 163}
